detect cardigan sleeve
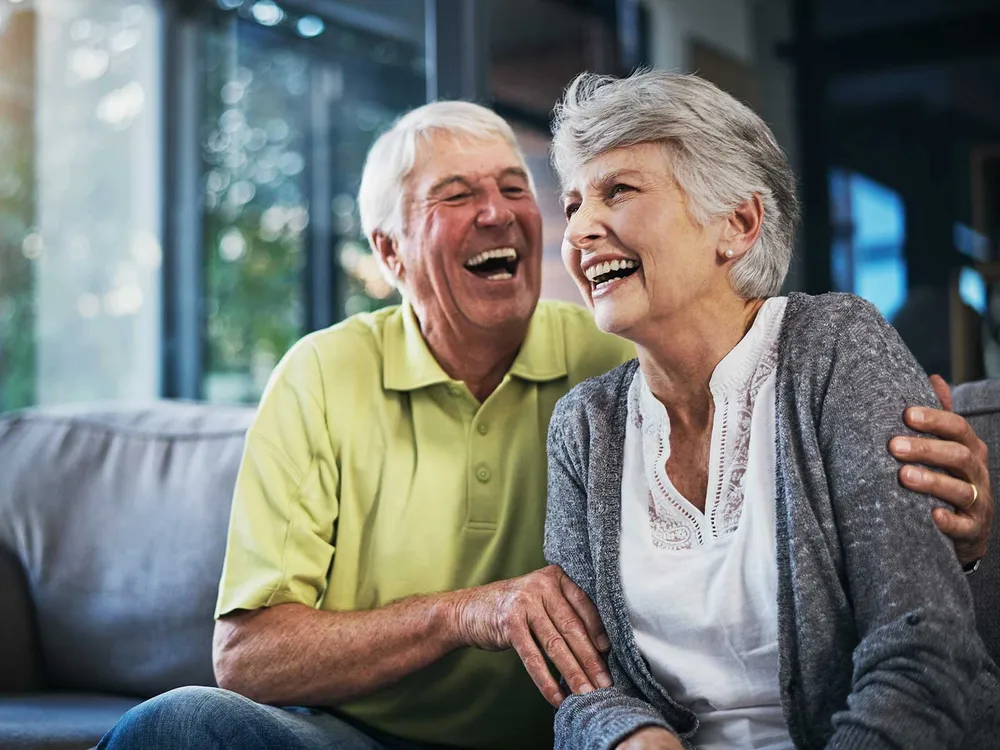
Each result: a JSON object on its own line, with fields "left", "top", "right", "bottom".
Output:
{"left": 544, "top": 405, "right": 685, "bottom": 750}
{"left": 814, "top": 296, "right": 984, "bottom": 750}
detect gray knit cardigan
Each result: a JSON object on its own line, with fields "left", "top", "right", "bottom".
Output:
{"left": 544, "top": 293, "right": 1000, "bottom": 750}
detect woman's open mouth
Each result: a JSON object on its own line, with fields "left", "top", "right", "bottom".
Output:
{"left": 464, "top": 247, "right": 520, "bottom": 281}
{"left": 584, "top": 258, "right": 640, "bottom": 290}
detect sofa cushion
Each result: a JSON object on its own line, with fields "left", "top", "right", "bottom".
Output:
{"left": 0, "top": 547, "right": 44, "bottom": 693}
{"left": 0, "top": 693, "right": 142, "bottom": 750}
{"left": 952, "top": 379, "right": 1000, "bottom": 666}
{"left": 0, "top": 402, "right": 255, "bottom": 697}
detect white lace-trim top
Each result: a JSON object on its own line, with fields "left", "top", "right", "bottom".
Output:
{"left": 629, "top": 296, "right": 786, "bottom": 551}
{"left": 620, "top": 296, "right": 793, "bottom": 750}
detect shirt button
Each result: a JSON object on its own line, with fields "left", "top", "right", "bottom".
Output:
{"left": 476, "top": 465, "right": 491, "bottom": 483}
{"left": 477, "top": 423, "right": 489, "bottom": 435}
{"left": 448, "top": 384, "right": 462, "bottom": 397}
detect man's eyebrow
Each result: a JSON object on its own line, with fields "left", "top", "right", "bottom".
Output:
{"left": 428, "top": 175, "right": 473, "bottom": 195}
{"left": 499, "top": 167, "right": 530, "bottom": 182}
{"left": 429, "top": 167, "right": 529, "bottom": 195}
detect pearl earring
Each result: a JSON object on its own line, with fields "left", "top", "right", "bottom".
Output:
{"left": 725, "top": 248, "right": 735, "bottom": 258}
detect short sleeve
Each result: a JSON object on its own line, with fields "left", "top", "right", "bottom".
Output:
{"left": 215, "top": 337, "right": 340, "bottom": 618}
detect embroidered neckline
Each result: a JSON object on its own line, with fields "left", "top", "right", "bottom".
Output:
{"left": 629, "top": 297, "right": 786, "bottom": 550}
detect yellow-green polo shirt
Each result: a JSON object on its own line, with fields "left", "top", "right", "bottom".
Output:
{"left": 215, "top": 299, "right": 635, "bottom": 749}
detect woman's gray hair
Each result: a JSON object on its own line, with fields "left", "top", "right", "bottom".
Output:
{"left": 551, "top": 70, "right": 799, "bottom": 298}
{"left": 358, "top": 100, "right": 533, "bottom": 254}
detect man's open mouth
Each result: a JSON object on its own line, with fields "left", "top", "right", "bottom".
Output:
{"left": 464, "top": 247, "right": 519, "bottom": 281}
{"left": 584, "top": 258, "right": 640, "bottom": 289}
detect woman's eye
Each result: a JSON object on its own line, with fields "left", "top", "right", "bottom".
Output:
{"left": 502, "top": 186, "right": 525, "bottom": 196}
{"left": 444, "top": 192, "right": 471, "bottom": 202}
{"left": 564, "top": 203, "right": 580, "bottom": 220}
{"left": 609, "top": 184, "right": 634, "bottom": 198}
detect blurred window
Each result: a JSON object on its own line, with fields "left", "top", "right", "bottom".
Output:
{"left": 960, "top": 266, "right": 987, "bottom": 315}
{"left": 0, "top": 0, "right": 430, "bottom": 412}
{"left": 200, "top": 3, "right": 424, "bottom": 403}
{"left": 0, "top": 0, "right": 162, "bottom": 412}
{"left": 201, "top": 20, "right": 312, "bottom": 403}
{"left": 829, "top": 168, "right": 907, "bottom": 320}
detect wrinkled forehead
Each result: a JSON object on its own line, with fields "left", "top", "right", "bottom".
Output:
{"left": 406, "top": 131, "right": 532, "bottom": 195}
{"left": 560, "top": 142, "right": 675, "bottom": 196}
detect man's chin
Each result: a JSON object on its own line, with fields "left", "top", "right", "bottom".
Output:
{"left": 465, "top": 296, "right": 538, "bottom": 332}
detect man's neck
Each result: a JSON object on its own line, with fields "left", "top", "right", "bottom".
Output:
{"left": 414, "top": 310, "right": 529, "bottom": 403}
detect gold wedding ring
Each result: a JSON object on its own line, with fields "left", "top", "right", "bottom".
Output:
{"left": 968, "top": 482, "right": 979, "bottom": 511}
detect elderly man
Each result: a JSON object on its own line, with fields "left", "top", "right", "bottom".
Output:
{"left": 100, "top": 101, "right": 994, "bottom": 750}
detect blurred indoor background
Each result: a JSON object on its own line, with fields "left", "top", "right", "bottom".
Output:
{"left": 0, "top": 0, "right": 998, "bottom": 410}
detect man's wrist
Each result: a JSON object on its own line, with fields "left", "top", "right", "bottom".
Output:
{"left": 431, "top": 588, "right": 473, "bottom": 649}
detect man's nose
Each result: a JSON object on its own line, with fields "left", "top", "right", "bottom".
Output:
{"left": 475, "top": 187, "right": 515, "bottom": 229}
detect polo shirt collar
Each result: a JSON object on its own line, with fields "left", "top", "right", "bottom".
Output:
{"left": 383, "top": 303, "right": 452, "bottom": 392}
{"left": 382, "top": 302, "right": 568, "bottom": 392}
{"left": 508, "top": 303, "right": 568, "bottom": 383}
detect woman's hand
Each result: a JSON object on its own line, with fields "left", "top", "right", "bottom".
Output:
{"left": 615, "top": 727, "right": 685, "bottom": 750}
{"left": 888, "top": 374, "right": 993, "bottom": 567}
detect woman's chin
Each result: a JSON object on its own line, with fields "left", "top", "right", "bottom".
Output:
{"left": 593, "top": 306, "right": 639, "bottom": 339}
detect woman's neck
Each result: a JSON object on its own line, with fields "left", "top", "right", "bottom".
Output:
{"left": 637, "top": 295, "right": 766, "bottom": 426}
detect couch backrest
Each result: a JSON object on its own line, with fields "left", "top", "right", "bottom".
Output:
{"left": 0, "top": 402, "right": 254, "bottom": 698}
{"left": 952, "top": 379, "right": 1000, "bottom": 666}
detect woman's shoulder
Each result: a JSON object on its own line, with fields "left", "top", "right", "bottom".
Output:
{"left": 784, "top": 291, "right": 888, "bottom": 336}
{"left": 781, "top": 292, "right": 910, "bottom": 363}
{"left": 779, "top": 292, "right": 932, "bottom": 406}
{"left": 552, "top": 358, "right": 639, "bottom": 429}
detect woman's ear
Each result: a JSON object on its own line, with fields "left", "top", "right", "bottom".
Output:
{"left": 721, "top": 194, "right": 765, "bottom": 259}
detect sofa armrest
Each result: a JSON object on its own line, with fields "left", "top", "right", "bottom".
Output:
{"left": 953, "top": 379, "right": 1000, "bottom": 667}
{"left": 0, "top": 547, "right": 44, "bottom": 692}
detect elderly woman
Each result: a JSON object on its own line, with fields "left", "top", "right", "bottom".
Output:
{"left": 544, "top": 71, "right": 1000, "bottom": 750}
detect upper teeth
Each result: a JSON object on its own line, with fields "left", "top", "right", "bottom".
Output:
{"left": 465, "top": 247, "right": 518, "bottom": 268}
{"left": 585, "top": 258, "right": 639, "bottom": 281}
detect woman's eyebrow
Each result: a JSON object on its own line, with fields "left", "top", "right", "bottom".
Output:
{"left": 560, "top": 188, "right": 580, "bottom": 205}
{"left": 591, "top": 168, "right": 644, "bottom": 189}
{"left": 561, "top": 169, "right": 645, "bottom": 203}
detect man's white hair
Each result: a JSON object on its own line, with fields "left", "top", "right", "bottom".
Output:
{"left": 551, "top": 70, "right": 799, "bottom": 298}
{"left": 358, "top": 101, "right": 534, "bottom": 271}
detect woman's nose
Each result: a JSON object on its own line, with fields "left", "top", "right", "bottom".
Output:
{"left": 566, "top": 204, "right": 605, "bottom": 247}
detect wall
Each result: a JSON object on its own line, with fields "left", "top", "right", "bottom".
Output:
{"left": 641, "top": 0, "right": 804, "bottom": 291}
{"left": 642, "top": 0, "right": 753, "bottom": 73}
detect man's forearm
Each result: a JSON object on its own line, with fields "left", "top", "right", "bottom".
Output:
{"left": 213, "top": 593, "right": 464, "bottom": 706}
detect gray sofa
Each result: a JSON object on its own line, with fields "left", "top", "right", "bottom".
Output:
{"left": 1, "top": 386, "right": 999, "bottom": 750}
{"left": 0, "top": 402, "right": 254, "bottom": 750}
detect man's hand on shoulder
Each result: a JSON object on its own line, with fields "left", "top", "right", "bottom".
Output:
{"left": 446, "top": 564, "right": 611, "bottom": 707}
{"left": 889, "top": 374, "right": 994, "bottom": 568}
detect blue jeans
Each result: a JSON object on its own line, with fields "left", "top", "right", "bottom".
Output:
{"left": 97, "top": 686, "right": 433, "bottom": 750}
